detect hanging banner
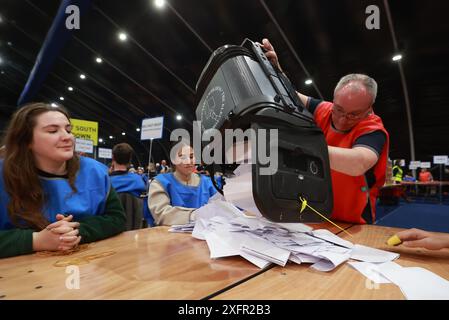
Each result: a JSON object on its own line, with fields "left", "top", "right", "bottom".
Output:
{"left": 75, "top": 138, "right": 94, "bottom": 153}
{"left": 70, "top": 118, "right": 99, "bottom": 146}
{"left": 420, "top": 162, "right": 431, "bottom": 169}
{"left": 141, "top": 116, "right": 164, "bottom": 140}
{"left": 98, "top": 148, "right": 112, "bottom": 159}
{"left": 410, "top": 161, "right": 421, "bottom": 167}
{"left": 433, "top": 155, "right": 448, "bottom": 165}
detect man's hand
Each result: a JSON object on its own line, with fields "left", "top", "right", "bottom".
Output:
{"left": 396, "top": 228, "right": 449, "bottom": 250}
{"left": 260, "top": 38, "right": 282, "bottom": 72}
{"left": 259, "top": 38, "right": 310, "bottom": 108}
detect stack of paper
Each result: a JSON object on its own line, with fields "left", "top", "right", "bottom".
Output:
{"left": 190, "top": 200, "right": 399, "bottom": 272}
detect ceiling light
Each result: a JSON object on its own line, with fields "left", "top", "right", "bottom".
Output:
{"left": 305, "top": 79, "right": 313, "bottom": 85}
{"left": 118, "top": 32, "right": 127, "bottom": 41}
{"left": 96, "top": 57, "right": 103, "bottom": 63}
{"left": 0, "top": 71, "right": 4, "bottom": 74}
{"left": 0, "top": 57, "right": 3, "bottom": 65}
{"left": 392, "top": 54, "right": 402, "bottom": 61}
{"left": 99, "top": 138, "right": 104, "bottom": 143}
{"left": 122, "top": 132, "right": 126, "bottom": 136}
{"left": 51, "top": 103, "right": 58, "bottom": 108}
{"left": 59, "top": 96, "right": 65, "bottom": 101}
{"left": 136, "top": 128, "right": 141, "bottom": 132}
{"left": 79, "top": 74, "right": 86, "bottom": 79}
{"left": 176, "top": 114, "right": 182, "bottom": 121}
{"left": 68, "top": 86, "right": 73, "bottom": 91}
{"left": 7, "top": 41, "right": 12, "bottom": 46}
{"left": 109, "top": 135, "right": 114, "bottom": 139}
{"left": 154, "top": 0, "right": 166, "bottom": 8}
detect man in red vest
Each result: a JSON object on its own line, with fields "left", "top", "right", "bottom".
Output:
{"left": 262, "top": 39, "right": 389, "bottom": 224}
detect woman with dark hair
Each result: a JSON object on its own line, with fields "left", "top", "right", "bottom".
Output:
{"left": 0, "top": 103, "right": 126, "bottom": 258}
{"left": 148, "top": 141, "right": 216, "bottom": 225}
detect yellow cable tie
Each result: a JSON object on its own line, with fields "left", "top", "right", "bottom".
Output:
{"left": 299, "top": 197, "right": 353, "bottom": 237}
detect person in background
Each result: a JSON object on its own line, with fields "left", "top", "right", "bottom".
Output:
{"left": 0, "top": 103, "right": 125, "bottom": 258}
{"left": 419, "top": 168, "right": 433, "bottom": 182}
{"left": 110, "top": 143, "right": 146, "bottom": 197}
{"left": 396, "top": 228, "right": 449, "bottom": 250}
{"left": 261, "top": 38, "right": 389, "bottom": 224}
{"left": 148, "top": 141, "right": 216, "bottom": 226}
{"left": 159, "top": 159, "right": 170, "bottom": 173}
{"left": 403, "top": 170, "right": 416, "bottom": 182}
{"left": 136, "top": 166, "right": 149, "bottom": 187}
{"left": 147, "top": 162, "right": 157, "bottom": 179}
{"left": 392, "top": 160, "right": 403, "bottom": 184}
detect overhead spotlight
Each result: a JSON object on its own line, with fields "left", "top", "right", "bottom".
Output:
{"left": 96, "top": 57, "right": 103, "bottom": 63}
{"left": 51, "top": 103, "right": 58, "bottom": 108}
{"left": 59, "top": 96, "right": 65, "bottom": 101}
{"left": 136, "top": 128, "right": 141, "bottom": 132}
{"left": 154, "top": 0, "right": 166, "bottom": 8}
{"left": 79, "top": 74, "right": 86, "bottom": 79}
{"left": 7, "top": 41, "right": 12, "bottom": 46}
{"left": 304, "top": 79, "right": 313, "bottom": 85}
{"left": 68, "top": 86, "right": 73, "bottom": 91}
{"left": 122, "top": 132, "right": 126, "bottom": 136}
{"left": 392, "top": 54, "right": 402, "bottom": 61}
{"left": 109, "top": 135, "right": 114, "bottom": 139}
{"left": 176, "top": 114, "right": 182, "bottom": 121}
{"left": 118, "top": 32, "right": 127, "bottom": 41}
{"left": 0, "top": 70, "right": 4, "bottom": 74}
{"left": 99, "top": 138, "right": 104, "bottom": 143}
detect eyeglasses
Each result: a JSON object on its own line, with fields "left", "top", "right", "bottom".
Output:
{"left": 332, "top": 104, "right": 371, "bottom": 121}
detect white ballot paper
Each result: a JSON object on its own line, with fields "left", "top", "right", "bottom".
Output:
{"left": 350, "top": 244, "right": 399, "bottom": 263}
{"left": 347, "top": 261, "right": 392, "bottom": 284}
{"left": 223, "top": 164, "right": 263, "bottom": 217}
{"left": 375, "top": 262, "right": 449, "bottom": 300}
{"left": 349, "top": 261, "right": 449, "bottom": 299}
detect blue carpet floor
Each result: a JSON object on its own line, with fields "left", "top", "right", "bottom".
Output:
{"left": 376, "top": 202, "right": 449, "bottom": 232}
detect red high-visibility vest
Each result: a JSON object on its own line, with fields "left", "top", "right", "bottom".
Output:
{"left": 314, "top": 102, "right": 389, "bottom": 224}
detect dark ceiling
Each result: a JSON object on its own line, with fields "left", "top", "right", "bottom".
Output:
{"left": 1, "top": 0, "right": 448, "bottom": 166}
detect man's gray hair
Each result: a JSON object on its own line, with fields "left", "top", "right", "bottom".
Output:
{"left": 334, "top": 74, "right": 378, "bottom": 104}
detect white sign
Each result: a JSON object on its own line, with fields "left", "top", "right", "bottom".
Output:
{"left": 410, "top": 161, "right": 421, "bottom": 167}
{"left": 98, "top": 148, "right": 112, "bottom": 159}
{"left": 409, "top": 164, "right": 418, "bottom": 170}
{"left": 433, "top": 155, "right": 448, "bottom": 165}
{"left": 75, "top": 138, "right": 93, "bottom": 153}
{"left": 141, "top": 116, "right": 164, "bottom": 140}
{"left": 420, "top": 162, "right": 431, "bottom": 169}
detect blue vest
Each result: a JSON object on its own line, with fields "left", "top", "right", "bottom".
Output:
{"left": 155, "top": 173, "right": 217, "bottom": 209}
{"left": 0, "top": 157, "right": 110, "bottom": 230}
{"left": 110, "top": 172, "right": 146, "bottom": 197}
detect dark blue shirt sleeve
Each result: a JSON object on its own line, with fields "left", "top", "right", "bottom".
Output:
{"left": 353, "top": 130, "right": 386, "bottom": 157}
{"left": 307, "top": 97, "right": 324, "bottom": 114}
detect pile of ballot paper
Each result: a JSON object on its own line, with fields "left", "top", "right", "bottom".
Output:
{"left": 189, "top": 199, "right": 399, "bottom": 271}
{"left": 169, "top": 164, "right": 449, "bottom": 299}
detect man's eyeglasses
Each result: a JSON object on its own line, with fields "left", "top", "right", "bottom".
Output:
{"left": 332, "top": 104, "right": 371, "bottom": 121}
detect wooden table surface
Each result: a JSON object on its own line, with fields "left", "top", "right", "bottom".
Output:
{"left": 0, "top": 227, "right": 262, "bottom": 299}
{"left": 213, "top": 225, "right": 449, "bottom": 300}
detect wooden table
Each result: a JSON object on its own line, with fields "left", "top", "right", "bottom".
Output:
{"left": 213, "top": 225, "right": 449, "bottom": 300}
{"left": 0, "top": 221, "right": 351, "bottom": 300}
{"left": 0, "top": 227, "right": 261, "bottom": 299}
